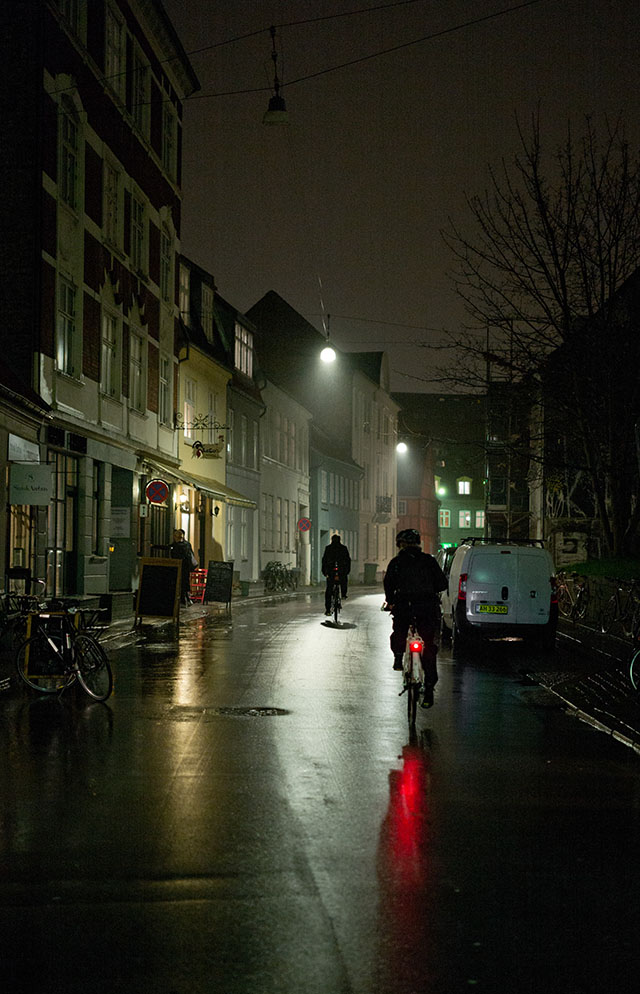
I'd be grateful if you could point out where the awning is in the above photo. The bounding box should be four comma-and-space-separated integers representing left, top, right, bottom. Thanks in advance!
142, 460, 257, 509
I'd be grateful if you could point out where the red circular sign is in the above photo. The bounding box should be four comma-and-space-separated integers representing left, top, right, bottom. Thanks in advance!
297, 517, 311, 532
146, 479, 170, 504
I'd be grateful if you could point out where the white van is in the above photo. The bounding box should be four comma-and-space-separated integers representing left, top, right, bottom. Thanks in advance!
438, 537, 557, 653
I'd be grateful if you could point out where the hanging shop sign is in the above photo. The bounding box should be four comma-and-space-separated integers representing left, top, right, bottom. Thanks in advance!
145, 478, 170, 504
9, 464, 52, 505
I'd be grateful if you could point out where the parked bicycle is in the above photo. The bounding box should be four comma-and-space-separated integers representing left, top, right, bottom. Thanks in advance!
556, 572, 590, 621
399, 624, 425, 728
15, 600, 113, 701
263, 561, 297, 593
629, 643, 640, 693
597, 578, 640, 639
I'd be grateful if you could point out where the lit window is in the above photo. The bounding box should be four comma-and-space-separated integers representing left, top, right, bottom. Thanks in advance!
475, 510, 485, 529
57, 276, 76, 375
459, 510, 471, 528
457, 478, 472, 495
179, 264, 190, 325
100, 310, 119, 396
183, 377, 195, 439
129, 332, 145, 412
234, 324, 253, 377
439, 509, 450, 528
159, 354, 171, 425
160, 231, 172, 302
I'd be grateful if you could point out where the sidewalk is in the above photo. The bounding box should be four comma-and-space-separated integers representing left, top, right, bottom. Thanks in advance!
531, 618, 640, 754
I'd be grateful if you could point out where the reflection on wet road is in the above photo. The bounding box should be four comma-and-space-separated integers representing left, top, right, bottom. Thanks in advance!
1, 592, 639, 993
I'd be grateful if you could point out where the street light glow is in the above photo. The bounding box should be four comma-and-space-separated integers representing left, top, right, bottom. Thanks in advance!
396, 441, 408, 454
320, 346, 336, 363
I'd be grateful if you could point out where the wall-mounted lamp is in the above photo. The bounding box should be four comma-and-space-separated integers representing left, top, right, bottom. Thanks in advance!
177, 497, 190, 513
213, 505, 221, 517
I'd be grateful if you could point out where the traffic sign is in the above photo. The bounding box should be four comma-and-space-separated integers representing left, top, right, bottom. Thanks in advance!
145, 478, 170, 505
297, 517, 311, 532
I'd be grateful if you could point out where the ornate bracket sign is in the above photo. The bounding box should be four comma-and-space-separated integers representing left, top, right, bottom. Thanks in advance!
174, 414, 229, 432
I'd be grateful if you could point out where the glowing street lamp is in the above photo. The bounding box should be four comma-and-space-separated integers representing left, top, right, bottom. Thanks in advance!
396, 441, 408, 454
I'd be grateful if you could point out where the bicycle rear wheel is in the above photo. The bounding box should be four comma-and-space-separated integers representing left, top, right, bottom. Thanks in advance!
332, 586, 341, 624
556, 582, 572, 619
630, 648, 640, 692
406, 679, 419, 726
599, 594, 618, 634
15, 634, 70, 693
74, 634, 113, 701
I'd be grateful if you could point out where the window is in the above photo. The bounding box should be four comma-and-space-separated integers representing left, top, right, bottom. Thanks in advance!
475, 510, 485, 529
459, 510, 471, 528
57, 0, 79, 31
162, 103, 176, 179
100, 309, 119, 396
240, 509, 248, 559
56, 276, 77, 375
240, 414, 248, 467
129, 332, 145, 412
131, 46, 148, 135
59, 97, 78, 209
439, 509, 450, 528
103, 161, 119, 246
201, 284, 214, 341
160, 230, 172, 302
179, 264, 190, 325
92, 462, 104, 554
457, 478, 472, 495
227, 408, 234, 461
234, 324, 253, 377
105, 4, 125, 101
398, 499, 407, 516
130, 194, 145, 272
183, 377, 195, 439
159, 354, 171, 425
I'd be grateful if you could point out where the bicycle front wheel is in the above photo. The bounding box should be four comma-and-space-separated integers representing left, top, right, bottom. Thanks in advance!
74, 635, 113, 701
15, 634, 69, 694
599, 594, 618, 634
630, 648, 640, 692
556, 582, 572, 619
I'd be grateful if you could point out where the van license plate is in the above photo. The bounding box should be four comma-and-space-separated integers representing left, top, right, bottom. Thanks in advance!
476, 604, 508, 614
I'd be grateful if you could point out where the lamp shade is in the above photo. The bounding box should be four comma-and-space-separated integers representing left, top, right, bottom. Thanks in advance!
263, 93, 289, 125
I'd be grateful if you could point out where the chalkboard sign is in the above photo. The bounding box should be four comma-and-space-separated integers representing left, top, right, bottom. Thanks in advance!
135, 558, 181, 623
203, 560, 234, 607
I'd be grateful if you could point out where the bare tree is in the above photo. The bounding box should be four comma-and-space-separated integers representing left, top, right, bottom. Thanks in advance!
440, 115, 640, 556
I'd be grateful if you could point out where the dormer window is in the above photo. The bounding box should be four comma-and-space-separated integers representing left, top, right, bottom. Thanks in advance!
234, 324, 253, 377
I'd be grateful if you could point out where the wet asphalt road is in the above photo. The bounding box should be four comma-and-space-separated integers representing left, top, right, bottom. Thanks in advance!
1, 591, 639, 993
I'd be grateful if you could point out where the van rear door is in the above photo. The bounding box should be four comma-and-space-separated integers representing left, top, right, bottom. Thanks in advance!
465, 547, 517, 626
512, 547, 552, 625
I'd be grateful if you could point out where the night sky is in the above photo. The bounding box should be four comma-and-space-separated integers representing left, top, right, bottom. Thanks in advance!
161, 0, 640, 390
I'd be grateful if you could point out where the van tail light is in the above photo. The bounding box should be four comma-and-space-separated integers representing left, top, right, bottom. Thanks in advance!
550, 576, 558, 604
458, 572, 468, 601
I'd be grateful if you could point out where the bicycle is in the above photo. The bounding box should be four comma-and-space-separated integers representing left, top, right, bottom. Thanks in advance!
14, 601, 113, 701
399, 624, 425, 728
629, 644, 640, 692
597, 578, 640, 638
329, 565, 342, 624
556, 572, 590, 621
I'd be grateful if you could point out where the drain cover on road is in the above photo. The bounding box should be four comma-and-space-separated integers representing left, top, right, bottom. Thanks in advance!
165, 705, 289, 719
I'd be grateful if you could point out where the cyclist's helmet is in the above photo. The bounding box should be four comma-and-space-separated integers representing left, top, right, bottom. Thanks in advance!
396, 528, 421, 547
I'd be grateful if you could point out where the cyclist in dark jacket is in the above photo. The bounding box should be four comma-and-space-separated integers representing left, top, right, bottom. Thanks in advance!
384, 528, 447, 708
322, 534, 351, 615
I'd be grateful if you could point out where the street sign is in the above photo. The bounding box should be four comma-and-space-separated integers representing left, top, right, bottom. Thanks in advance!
145, 478, 170, 504
297, 517, 311, 532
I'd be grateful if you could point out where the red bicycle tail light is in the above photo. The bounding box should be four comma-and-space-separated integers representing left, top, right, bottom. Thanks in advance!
410, 641, 423, 653
458, 572, 468, 600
